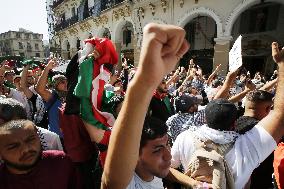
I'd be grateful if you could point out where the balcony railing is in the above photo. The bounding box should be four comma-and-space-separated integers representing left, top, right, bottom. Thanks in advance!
54, 20, 69, 32
54, 15, 78, 32
100, 0, 125, 12
54, 0, 125, 32
52, 0, 65, 9
69, 15, 79, 25
89, 3, 100, 17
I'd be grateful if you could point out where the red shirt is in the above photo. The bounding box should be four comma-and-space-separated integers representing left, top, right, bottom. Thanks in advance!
0, 150, 83, 189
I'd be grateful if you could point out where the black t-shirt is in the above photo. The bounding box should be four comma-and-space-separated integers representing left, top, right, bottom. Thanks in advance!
29, 93, 48, 129
149, 96, 174, 123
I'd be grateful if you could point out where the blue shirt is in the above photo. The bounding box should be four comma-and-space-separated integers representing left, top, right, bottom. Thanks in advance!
45, 91, 63, 137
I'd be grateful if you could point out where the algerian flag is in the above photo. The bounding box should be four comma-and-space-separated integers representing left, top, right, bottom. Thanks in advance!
74, 38, 118, 130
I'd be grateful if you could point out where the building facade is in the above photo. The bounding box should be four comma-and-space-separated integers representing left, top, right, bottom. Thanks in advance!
0, 29, 45, 59
49, 0, 284, 76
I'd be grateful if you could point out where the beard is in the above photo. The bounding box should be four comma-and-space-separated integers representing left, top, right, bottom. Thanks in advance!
157, 87, 167, 94
56, 90, 68, 103
3, 150, 42, 173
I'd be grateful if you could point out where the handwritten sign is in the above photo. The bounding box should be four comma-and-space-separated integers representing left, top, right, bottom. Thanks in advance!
229, 35, 242, 72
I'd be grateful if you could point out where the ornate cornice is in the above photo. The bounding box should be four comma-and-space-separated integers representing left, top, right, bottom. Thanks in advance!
79, 21, 92, 32
57, 31, 68, 39
112, 5, 131, 21
93, 15, 109, 27
68, 27, 79, 36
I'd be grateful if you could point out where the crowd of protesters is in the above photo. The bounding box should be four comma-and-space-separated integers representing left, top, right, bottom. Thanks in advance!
0, 23, 284, 189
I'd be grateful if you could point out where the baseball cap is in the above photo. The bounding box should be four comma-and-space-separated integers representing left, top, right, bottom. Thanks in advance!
4, 70, 15, 77
52, 74, 67, 88
174, 94, 199, 113
205, 99, 237, 131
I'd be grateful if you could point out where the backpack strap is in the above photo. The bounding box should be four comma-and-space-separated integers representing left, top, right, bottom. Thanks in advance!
190, 132, 235, 189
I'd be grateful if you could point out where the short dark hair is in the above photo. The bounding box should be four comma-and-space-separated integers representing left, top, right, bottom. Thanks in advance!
174, 95, 197, 113
205, 99, 237, 131
246, 90, 273, 103
0, 119, 33, 133
0, 97, 27, 123
140, 116, 168, 148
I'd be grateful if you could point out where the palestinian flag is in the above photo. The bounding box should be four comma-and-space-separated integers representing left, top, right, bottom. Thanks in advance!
74, 38, 118, 130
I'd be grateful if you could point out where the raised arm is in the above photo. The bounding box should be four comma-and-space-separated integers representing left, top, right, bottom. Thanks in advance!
259, 42, 284, 142
228, 80, 256, 103
213, 69, 238, 100
0, 61, 12, 79
20, 64, 34, 99
205, 64, 221, 85
101, 23, 189, 189
166, 69, 179, 88
35, 60, 57, 102
177, 74, 193, 93
259, 77, 277, 92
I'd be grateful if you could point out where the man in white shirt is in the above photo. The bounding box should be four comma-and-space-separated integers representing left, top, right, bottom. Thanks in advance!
101, 23, 205, 189
171, 42, 284, 188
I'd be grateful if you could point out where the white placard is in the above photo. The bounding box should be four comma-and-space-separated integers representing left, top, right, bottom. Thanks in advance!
229, 35, 242, 72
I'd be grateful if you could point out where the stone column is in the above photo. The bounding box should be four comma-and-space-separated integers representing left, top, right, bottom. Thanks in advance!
213, 36, 232, 76
69, 39, 78, 58
61, 51, 69, 60
114, 42, 122, 71
132, 34, 141, 67
70, 48, 78, 58
133, 34, 143, 67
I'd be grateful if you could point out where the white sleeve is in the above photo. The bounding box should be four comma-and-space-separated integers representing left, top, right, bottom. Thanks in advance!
52, 134, 63, 151
126, 176, 136, 189
8, 88, 26, 105
171, 133, 182, 168
226, 125, 277, 188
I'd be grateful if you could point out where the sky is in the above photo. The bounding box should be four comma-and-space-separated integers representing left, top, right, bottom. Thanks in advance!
0, 0, 49, 41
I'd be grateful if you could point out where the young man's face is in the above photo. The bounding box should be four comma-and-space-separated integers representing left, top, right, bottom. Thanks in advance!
114, 81, 123, 93
157, 81, 168, 94
136, 135, 171, 180
0, 122, 41, 174
56, 79, 68, 92
191, 87, 198, 95
5, 73, 15, 83
27, 76, 35, 87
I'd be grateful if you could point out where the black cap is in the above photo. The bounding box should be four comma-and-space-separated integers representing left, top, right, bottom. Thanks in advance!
174, 95, 199, 113
205, 99, 237, 131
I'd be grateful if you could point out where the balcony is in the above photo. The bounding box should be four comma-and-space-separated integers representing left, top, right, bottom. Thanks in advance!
101, 0, 125, 11
27, 46, 33, 52
89, 3, 101, 17
54, 15, 78, 32
69, 15, 79, 25
53, 0, 126, 32
54, 20, 69, 32
52, 0, 65, 9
